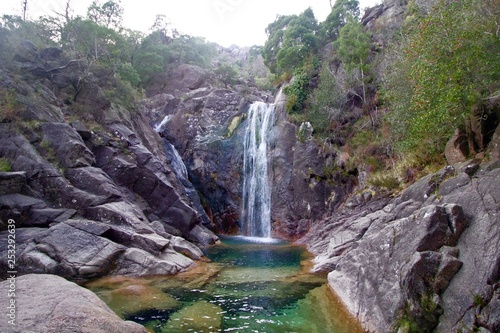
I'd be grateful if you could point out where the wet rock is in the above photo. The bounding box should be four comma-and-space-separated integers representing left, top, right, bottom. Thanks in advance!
188, 224, 219, 246
0, 274, 148, 333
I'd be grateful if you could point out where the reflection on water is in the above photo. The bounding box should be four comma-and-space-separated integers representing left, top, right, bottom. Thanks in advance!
86, 236, 364, 333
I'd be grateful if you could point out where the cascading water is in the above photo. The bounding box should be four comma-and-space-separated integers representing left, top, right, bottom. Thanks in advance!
241, 102, 275, 238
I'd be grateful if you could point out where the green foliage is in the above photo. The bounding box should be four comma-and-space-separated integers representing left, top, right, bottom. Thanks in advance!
262, 8, 319, 76
334, 18, 371, 104
163, 35, 217, 68
87, 0, 124, 31
0, 158, 12, 172
133, 49, 165, 84
320, 0, 360, 42
334, 19, 370, 72
306, 64, 345, 136
214, 63, 238, 88
116, 62, 141, 87
62, 17, 125, 62
472, 293, 486, 308
283, 69, 310, 113
0, 89, 21, 122
133, 31, 216, 86
383, 0, 500, 154
368, 172, 400, 190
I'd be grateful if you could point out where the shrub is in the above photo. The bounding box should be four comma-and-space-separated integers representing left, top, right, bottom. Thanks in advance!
283, 69, 310, 113
306, 64, 345, 137
0, 158, 11, 172
383, 0, 500, 154
0, 89, 21, 123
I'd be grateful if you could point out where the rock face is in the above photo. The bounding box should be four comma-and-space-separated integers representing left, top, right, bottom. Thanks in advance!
151, 83, 356, 237
0, 274, 147, 333
0, 45, 217, 282
445, 129, 469, 164
300, 160, 500, 332
268, 94, 357, 238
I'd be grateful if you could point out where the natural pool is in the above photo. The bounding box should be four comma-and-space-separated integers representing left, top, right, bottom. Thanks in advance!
87, 236, 364, 333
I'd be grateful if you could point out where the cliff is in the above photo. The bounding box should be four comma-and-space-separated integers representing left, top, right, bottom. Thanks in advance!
300, 159, 500, 332
0, 44, 218, 282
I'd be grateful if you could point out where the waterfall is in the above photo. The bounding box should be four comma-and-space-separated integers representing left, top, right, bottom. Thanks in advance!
154, 115, 172, 132
154, 114, 188, 180
241, 102, 275, 238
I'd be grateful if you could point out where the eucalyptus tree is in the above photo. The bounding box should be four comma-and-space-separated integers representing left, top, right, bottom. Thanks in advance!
262, 8, 319, 76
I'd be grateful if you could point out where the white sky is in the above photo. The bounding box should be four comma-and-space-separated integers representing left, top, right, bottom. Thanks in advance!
0, 0, 381, 47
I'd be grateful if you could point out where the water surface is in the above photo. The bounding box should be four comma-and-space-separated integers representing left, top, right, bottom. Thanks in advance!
87, 236, 364, 333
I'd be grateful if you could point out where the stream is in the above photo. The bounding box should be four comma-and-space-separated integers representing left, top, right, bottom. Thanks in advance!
87, 236, 364, 333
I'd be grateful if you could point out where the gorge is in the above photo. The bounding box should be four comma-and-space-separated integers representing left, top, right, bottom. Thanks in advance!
0, 0, 499, 332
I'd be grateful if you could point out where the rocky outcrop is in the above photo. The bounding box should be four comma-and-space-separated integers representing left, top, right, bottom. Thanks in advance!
0, 274, 147, 333
0, 45, 218, 282
149, 83, 356, 237
300, 160, 500, 332
142, 64, 273, 233
445, 129, 469, 164
268, 93, 357, 239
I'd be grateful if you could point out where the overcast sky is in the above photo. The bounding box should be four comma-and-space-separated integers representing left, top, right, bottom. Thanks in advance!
0, 0, 381, 47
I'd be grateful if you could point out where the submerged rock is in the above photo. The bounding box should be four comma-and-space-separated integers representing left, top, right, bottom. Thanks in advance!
0, 274, 147, 333
87, 277, 179, 317
164, 300, 223, 332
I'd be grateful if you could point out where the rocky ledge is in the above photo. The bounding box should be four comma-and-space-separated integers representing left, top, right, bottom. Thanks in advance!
300, 159, 500, 333
0, 274, 147, 333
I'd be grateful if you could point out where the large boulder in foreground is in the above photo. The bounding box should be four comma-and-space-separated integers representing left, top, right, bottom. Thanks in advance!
0, 274, 147, 333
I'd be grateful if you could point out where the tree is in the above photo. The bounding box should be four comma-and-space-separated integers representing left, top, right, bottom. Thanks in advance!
262, 14, 296, 74
307, 64, 345, 136
320, 0, 360, 43
383, 0, 500, 153
214, 63, 237, 88
150, 14, 179, 41
262, 8, 319, 75
334, 18, 371, 105
87, 0, 124, 31
21, 0, 28, 21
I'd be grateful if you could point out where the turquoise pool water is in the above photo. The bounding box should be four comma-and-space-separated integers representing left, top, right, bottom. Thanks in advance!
87, 236, 364, 333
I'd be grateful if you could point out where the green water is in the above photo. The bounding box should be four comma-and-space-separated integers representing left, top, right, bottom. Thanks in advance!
87, 236, 364, 333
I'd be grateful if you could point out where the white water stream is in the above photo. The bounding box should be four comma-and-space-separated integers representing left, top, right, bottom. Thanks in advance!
241, 102, 275, 238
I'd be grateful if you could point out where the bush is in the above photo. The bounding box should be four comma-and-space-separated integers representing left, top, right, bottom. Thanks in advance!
306, 64, 345, 137
0, 158, 11, 172
283, 69, 310, 113
383, 0, 500, 154
0, 89, 21, 123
